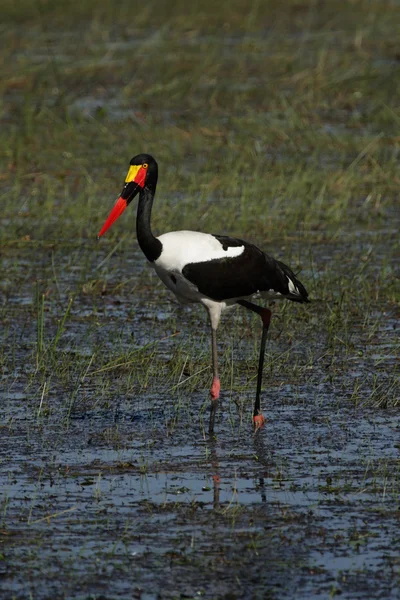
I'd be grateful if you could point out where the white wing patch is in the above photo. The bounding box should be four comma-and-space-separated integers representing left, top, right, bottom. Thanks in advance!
155, 231, 244, 273
288, 279, 299, 294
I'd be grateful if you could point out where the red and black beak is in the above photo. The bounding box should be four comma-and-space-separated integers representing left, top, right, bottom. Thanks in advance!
97, 163, 148, 238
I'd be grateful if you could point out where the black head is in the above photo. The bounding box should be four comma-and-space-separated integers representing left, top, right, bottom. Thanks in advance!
119, 153, 158, 202
97, 153, 158, 238
127, 153, 158, 191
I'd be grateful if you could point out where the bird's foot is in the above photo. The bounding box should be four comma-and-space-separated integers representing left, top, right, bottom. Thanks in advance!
253, 414, 266, 430
210, 377, 220, 401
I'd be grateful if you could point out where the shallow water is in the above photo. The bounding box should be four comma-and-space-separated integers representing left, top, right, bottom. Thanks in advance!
1, 336, 399, 599
1, 268, 399, 599
2, 5, 400, 597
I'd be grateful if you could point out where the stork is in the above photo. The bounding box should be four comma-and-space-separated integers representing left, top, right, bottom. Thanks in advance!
98, 154, 309, 432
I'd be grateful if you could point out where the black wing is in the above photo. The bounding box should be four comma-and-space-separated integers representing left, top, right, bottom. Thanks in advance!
182, 235, 309, 302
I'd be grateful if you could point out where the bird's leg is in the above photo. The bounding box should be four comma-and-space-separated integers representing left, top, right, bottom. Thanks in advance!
209, 327, 220, 434
254, 323, 270, 428
204, 302, 222, 434
237, 300, 272, 429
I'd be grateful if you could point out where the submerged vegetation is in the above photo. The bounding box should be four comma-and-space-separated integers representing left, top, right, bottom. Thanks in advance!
1, 0, 399, 598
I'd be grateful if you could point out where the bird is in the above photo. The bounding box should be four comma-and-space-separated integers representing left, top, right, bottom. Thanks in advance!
98, 153, 309, 433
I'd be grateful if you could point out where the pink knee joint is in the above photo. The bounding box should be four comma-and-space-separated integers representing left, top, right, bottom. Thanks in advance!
210, 377, 220, 400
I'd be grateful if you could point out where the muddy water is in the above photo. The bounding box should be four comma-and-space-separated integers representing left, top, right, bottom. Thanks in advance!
1, 390, 399, 599
1, 240, 399, 599
1, 13, 400, 596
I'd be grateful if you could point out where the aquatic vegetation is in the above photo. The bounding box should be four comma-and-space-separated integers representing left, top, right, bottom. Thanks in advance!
1, 0, 399, 598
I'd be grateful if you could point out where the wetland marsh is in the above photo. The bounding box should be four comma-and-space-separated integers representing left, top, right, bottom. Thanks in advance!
1, 1, 399, 598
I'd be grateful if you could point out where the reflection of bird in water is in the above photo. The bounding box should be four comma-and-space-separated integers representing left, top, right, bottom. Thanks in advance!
98, 154, 309, 432
207, 439, 221, 510
206, 435, 270, 509
253, 433, 271, 504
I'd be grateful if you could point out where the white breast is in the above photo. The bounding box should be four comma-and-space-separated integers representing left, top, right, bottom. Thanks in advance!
154, 230, 244, 273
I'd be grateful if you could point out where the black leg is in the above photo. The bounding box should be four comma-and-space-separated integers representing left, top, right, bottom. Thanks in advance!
254, 324, 269, 417
237, 300, 271, 427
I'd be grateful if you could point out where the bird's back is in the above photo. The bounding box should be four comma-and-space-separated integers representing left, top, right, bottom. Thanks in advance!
154, 230, 309, 304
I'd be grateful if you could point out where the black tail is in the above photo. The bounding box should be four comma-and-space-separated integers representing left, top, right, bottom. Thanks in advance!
276, 260, 310, 303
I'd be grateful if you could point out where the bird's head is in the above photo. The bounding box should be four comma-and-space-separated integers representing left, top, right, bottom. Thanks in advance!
97, 153, 158, 238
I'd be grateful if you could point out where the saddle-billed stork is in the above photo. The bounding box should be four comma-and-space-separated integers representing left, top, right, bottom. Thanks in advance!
98, 153, 309, 432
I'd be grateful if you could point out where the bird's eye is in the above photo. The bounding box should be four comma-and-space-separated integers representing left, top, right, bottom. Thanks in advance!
143, 163, 148, 169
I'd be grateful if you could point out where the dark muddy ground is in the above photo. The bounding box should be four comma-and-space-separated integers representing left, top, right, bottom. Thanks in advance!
2, 388, 399, 600
1, 1, 400, 598
1, 242, 399, 599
